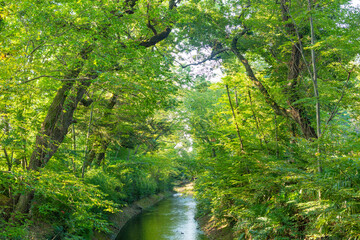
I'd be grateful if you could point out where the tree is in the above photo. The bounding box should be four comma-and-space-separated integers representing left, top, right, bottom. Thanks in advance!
1, 0, 180, 215
178, 0, 359, 139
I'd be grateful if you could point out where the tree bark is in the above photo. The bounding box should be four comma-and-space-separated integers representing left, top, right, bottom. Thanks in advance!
13, 191, 34, 218
94, 141, 109, 166
29, 79, 92, 170
29, 43, 94, 171
281, 0, 317, 139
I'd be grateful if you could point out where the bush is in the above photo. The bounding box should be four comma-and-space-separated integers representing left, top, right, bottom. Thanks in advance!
31, 170, 118, 237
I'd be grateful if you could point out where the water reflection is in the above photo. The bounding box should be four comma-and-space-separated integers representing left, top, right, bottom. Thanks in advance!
116, 193, 208, 240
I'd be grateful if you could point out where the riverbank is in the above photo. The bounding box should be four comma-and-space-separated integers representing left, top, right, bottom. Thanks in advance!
175, 182, 234, 240
173, 181, 195, 195
26, 192, 171, 240
93, 192, 172, 240
98, 182, 196, 239
27, 181, 233, 240
197, 215, 234, 240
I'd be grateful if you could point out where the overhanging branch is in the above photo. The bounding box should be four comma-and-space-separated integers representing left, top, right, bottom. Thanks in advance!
181, 48, 229, 68
231, 32, 289, 117
22, 75, 92, 84
139, 28, 172, 48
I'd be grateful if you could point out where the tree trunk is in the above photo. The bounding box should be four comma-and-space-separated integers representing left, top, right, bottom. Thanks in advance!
248, 90, 267, 148
274, 114, 279, 158
12, 191, 34, 220
29, 79, 91, 170
231, 30, 317, 139
29, 44, 94, 171
71, 124, 76, 172
82, 94, 117, 174
226, 84, 244, 151
82, 96, 95, 178
281, 0, 318, 139
3, 147, 12, 171
18, 45, 93, 213
16, 79, 92, 214
95, 141, 109, 166
308, 0, 322, 173
82, 146, 96, 177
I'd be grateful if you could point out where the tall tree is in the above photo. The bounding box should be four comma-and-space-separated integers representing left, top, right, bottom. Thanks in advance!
5, 0, 180, 214
177, 0, 359, 139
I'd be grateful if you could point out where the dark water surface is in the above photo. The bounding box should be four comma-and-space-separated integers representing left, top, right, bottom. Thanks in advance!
116, 193, 208, 240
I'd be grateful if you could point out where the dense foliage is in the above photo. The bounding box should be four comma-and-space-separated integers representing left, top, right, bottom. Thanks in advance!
181, 0, 360, 239
0, 0, 192, 239
0, 0, 359, 239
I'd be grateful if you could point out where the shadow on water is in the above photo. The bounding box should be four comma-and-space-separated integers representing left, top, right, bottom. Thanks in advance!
116, 193, 208, 240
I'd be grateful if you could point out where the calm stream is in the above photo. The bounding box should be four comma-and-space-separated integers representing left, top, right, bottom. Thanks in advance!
116, 193, 208, 240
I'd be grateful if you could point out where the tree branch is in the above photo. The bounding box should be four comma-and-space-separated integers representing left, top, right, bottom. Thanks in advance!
22, 75, 92, 84
326, 66, 355, 125
146, 3, 158, 35
139, 28, 172, 48
181, 48, 229, 68
231, 31, 289, 117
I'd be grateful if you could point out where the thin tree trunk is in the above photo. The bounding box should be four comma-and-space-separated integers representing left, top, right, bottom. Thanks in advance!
84, 148, 96, 170
234, 88, 239, 108
3, 147, 12, 171
274, 114, 279, 158
72, 123, 76, 172
133, 144, 140, 156
2, 114, 12, 171
22, 142, 27, 169
211, 148, 216, 158
308, 0, 322, 173
82, 93, 117, 173
22, 156, 27, 170
127, 148, 132, 161
195, 123, 217, 158
308, 1, 320, 139
248, 90, 268, 149
324, 67, 355, 131
226, 84, 244, 152
82, 100, 95, 178
114, 146, 120, 160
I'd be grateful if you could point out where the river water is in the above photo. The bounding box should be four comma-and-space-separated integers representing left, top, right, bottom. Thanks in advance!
116, 193, 208, 240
